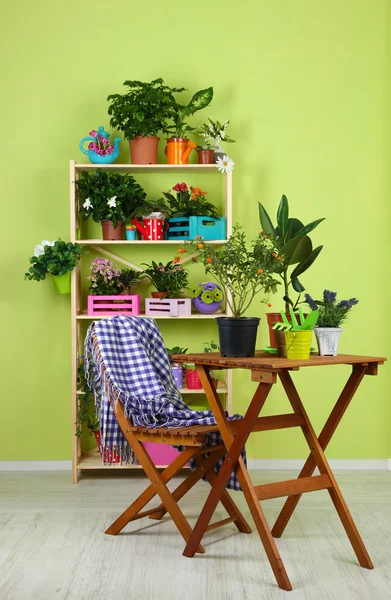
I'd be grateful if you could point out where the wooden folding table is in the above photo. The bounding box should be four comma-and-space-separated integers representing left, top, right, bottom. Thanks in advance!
171, 351, 386, 591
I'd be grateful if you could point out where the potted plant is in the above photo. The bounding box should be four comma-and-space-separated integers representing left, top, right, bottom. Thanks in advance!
142, 260, 189, 298
125, 222, 137, 240
272, 308, 319, 360
258, 194, 325, 347
305, 290, 359, 356
185, 226, 280, 357
87, 258, 121, 295
87, 258, 141, 316
79, 126, 121, 164
165, 87, 213, 164
166, 346, 188, 389
189, 281, 224, 314
163, 183, 219, 218
197, 117, 235, 162
76, 171, 146, 240
203, 340, 220, 387
118, 268, 142, 294
131, 197, 172, 240
25, 239, 83, 294
107, 78, 183, 164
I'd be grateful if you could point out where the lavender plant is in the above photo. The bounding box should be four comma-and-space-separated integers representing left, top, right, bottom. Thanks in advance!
305, 290, 359, 328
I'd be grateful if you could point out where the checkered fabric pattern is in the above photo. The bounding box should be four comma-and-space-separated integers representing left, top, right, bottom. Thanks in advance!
84, 315, 245, 490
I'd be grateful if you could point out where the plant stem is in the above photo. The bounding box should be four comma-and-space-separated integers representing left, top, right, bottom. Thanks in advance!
283, 270, 290, 313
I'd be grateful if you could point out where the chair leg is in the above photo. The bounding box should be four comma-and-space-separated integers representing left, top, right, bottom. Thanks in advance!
105, 445, 197, 535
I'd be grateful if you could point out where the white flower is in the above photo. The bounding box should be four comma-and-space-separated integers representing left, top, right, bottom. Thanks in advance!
34, 240, 55, 257
83, 198, 92, 210
107, 196, 117, 208
216, 155, 235, 174
220, 131, 225, 139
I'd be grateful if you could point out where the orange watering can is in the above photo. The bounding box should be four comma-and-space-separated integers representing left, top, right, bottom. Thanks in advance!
165, 138, 196, 164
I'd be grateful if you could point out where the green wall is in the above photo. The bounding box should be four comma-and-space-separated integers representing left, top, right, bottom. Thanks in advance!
1, 0, 390, 461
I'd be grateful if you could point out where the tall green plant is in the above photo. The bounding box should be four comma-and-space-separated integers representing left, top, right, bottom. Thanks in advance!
167, 87, 214, 138
258, 195, 325, 313
107, 78, 183, 139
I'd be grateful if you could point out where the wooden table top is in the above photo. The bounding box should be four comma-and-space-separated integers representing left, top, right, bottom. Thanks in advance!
172, 351, 387, 371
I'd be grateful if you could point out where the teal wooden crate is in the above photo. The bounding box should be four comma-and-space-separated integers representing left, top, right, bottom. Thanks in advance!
166, 216, 226, 240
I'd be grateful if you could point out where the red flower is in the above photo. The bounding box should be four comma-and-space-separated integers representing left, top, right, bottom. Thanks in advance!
173, 182, 188, 193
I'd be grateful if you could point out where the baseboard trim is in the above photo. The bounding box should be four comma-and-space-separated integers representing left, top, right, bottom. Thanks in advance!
0, 461, 72, 471
246, 459, 391, 471
0, 459, 390, 472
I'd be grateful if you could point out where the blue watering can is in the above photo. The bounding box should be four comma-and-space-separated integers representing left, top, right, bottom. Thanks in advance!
79, 126, 121, 164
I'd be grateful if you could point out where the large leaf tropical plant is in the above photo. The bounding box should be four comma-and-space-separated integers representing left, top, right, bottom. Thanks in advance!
258, 195, 325, 313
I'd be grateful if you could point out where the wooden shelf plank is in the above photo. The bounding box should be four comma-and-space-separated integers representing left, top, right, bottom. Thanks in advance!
77, 448, 185, 470
78, 239, 226, 245
76, 312, 228, 320
74, 163, 219, 172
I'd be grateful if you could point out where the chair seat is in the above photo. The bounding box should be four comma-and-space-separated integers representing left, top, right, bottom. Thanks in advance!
126, 424, 220, 447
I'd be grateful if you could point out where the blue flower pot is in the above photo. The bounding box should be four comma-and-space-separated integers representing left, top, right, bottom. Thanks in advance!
125, 229, 137, 240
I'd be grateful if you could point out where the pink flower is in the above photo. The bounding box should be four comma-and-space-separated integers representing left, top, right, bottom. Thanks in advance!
99, 136, 107, 143
89, 130, 98, 138
98, 149, 105, 156
88, 142, 96, 150
106, 146, 114, 154
103, 138, 109, 146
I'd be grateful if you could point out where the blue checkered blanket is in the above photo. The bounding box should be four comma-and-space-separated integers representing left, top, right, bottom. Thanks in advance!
84, 315, 245, 490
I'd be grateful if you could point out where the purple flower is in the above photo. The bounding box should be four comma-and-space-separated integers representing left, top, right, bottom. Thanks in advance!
337, 300, 350, 309
323, 290, 337, 303
304, 293, 318, 310
348, 297, 359, 306
89, 130, 98, 138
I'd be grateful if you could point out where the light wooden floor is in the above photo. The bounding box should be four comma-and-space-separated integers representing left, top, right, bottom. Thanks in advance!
1, 470, 390, 600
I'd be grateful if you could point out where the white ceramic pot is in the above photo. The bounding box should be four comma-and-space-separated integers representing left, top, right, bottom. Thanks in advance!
315, 327, 342, 356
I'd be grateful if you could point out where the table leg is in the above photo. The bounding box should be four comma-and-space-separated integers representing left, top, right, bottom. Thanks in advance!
277, 370, 373, 570
272, 365, 367, 538
183, 366, 293, 592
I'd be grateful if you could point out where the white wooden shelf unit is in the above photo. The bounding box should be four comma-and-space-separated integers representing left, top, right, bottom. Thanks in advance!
70, 160, 233, 482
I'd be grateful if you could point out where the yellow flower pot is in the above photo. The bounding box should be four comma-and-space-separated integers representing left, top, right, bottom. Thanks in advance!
284, 330, 312, 360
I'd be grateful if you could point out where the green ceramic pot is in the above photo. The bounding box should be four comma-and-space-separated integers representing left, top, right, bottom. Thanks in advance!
52, 272, 71, 294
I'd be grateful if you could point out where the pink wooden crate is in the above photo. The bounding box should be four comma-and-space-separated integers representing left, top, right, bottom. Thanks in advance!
87, 294, 141, 316
142, 442, 181, 465
145, 298, 191, 317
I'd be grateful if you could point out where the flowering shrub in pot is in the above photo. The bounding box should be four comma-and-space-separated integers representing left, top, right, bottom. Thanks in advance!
25, 239, 84, 294
87, 259, 141, 316
76, 171, 146, 240
142, 260, 189, 298
305, 290, 359, 356
197, 117, 235, 162
185, 226, 280, 357
79, 126, 121, 164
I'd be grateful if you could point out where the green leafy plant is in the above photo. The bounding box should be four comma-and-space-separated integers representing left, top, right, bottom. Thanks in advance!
166, 346, 188, 364
167, 87, 214, 138
203, 340, 220, 353
305, 290, 359, 327
137, 197, 173, 218
76, 364, 99, 437
142, 260, 189, 298
184, 226, 280, 319
76, 171, 146, 227
118, 268, 142, 294
258, 195, 325, 313
25, 240, 84, 281
163, 182, 219, 218
197, 117, 235, 149
107, 78, 184, 139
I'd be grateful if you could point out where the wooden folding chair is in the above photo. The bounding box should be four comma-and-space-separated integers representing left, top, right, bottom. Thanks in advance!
90, 331, 251, 552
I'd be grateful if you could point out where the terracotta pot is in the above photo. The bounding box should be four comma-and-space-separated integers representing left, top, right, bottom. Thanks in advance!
266, 312, 308, 348
101, 220, 123, 241
165, 137, 196, 164
197, 149, 214, 164
129, 135, 159, 164
151, 291, 168, 299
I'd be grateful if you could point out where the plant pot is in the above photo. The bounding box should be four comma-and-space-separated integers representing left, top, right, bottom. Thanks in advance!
213, 144, 226, 162
151, 291, 168, 299
192, 296, 222, 314
315, 327, 342, 356
101, 220, 124, 241
52, 272, 71, 295
184, 366, 202, 389
274, 329, 287, 357
285, 330, 312, 360
165, 137, 196, 164
171, 365, 183, 389
216, 317, 260, 358
266, 312, 308, 348
197, 149, 214, 164
129, 135, 159, 164
125, 228, 137, 240
94, 431, 120, 464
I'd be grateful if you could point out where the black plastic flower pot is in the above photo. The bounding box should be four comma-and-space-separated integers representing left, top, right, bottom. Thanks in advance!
216, 317, 260, 358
